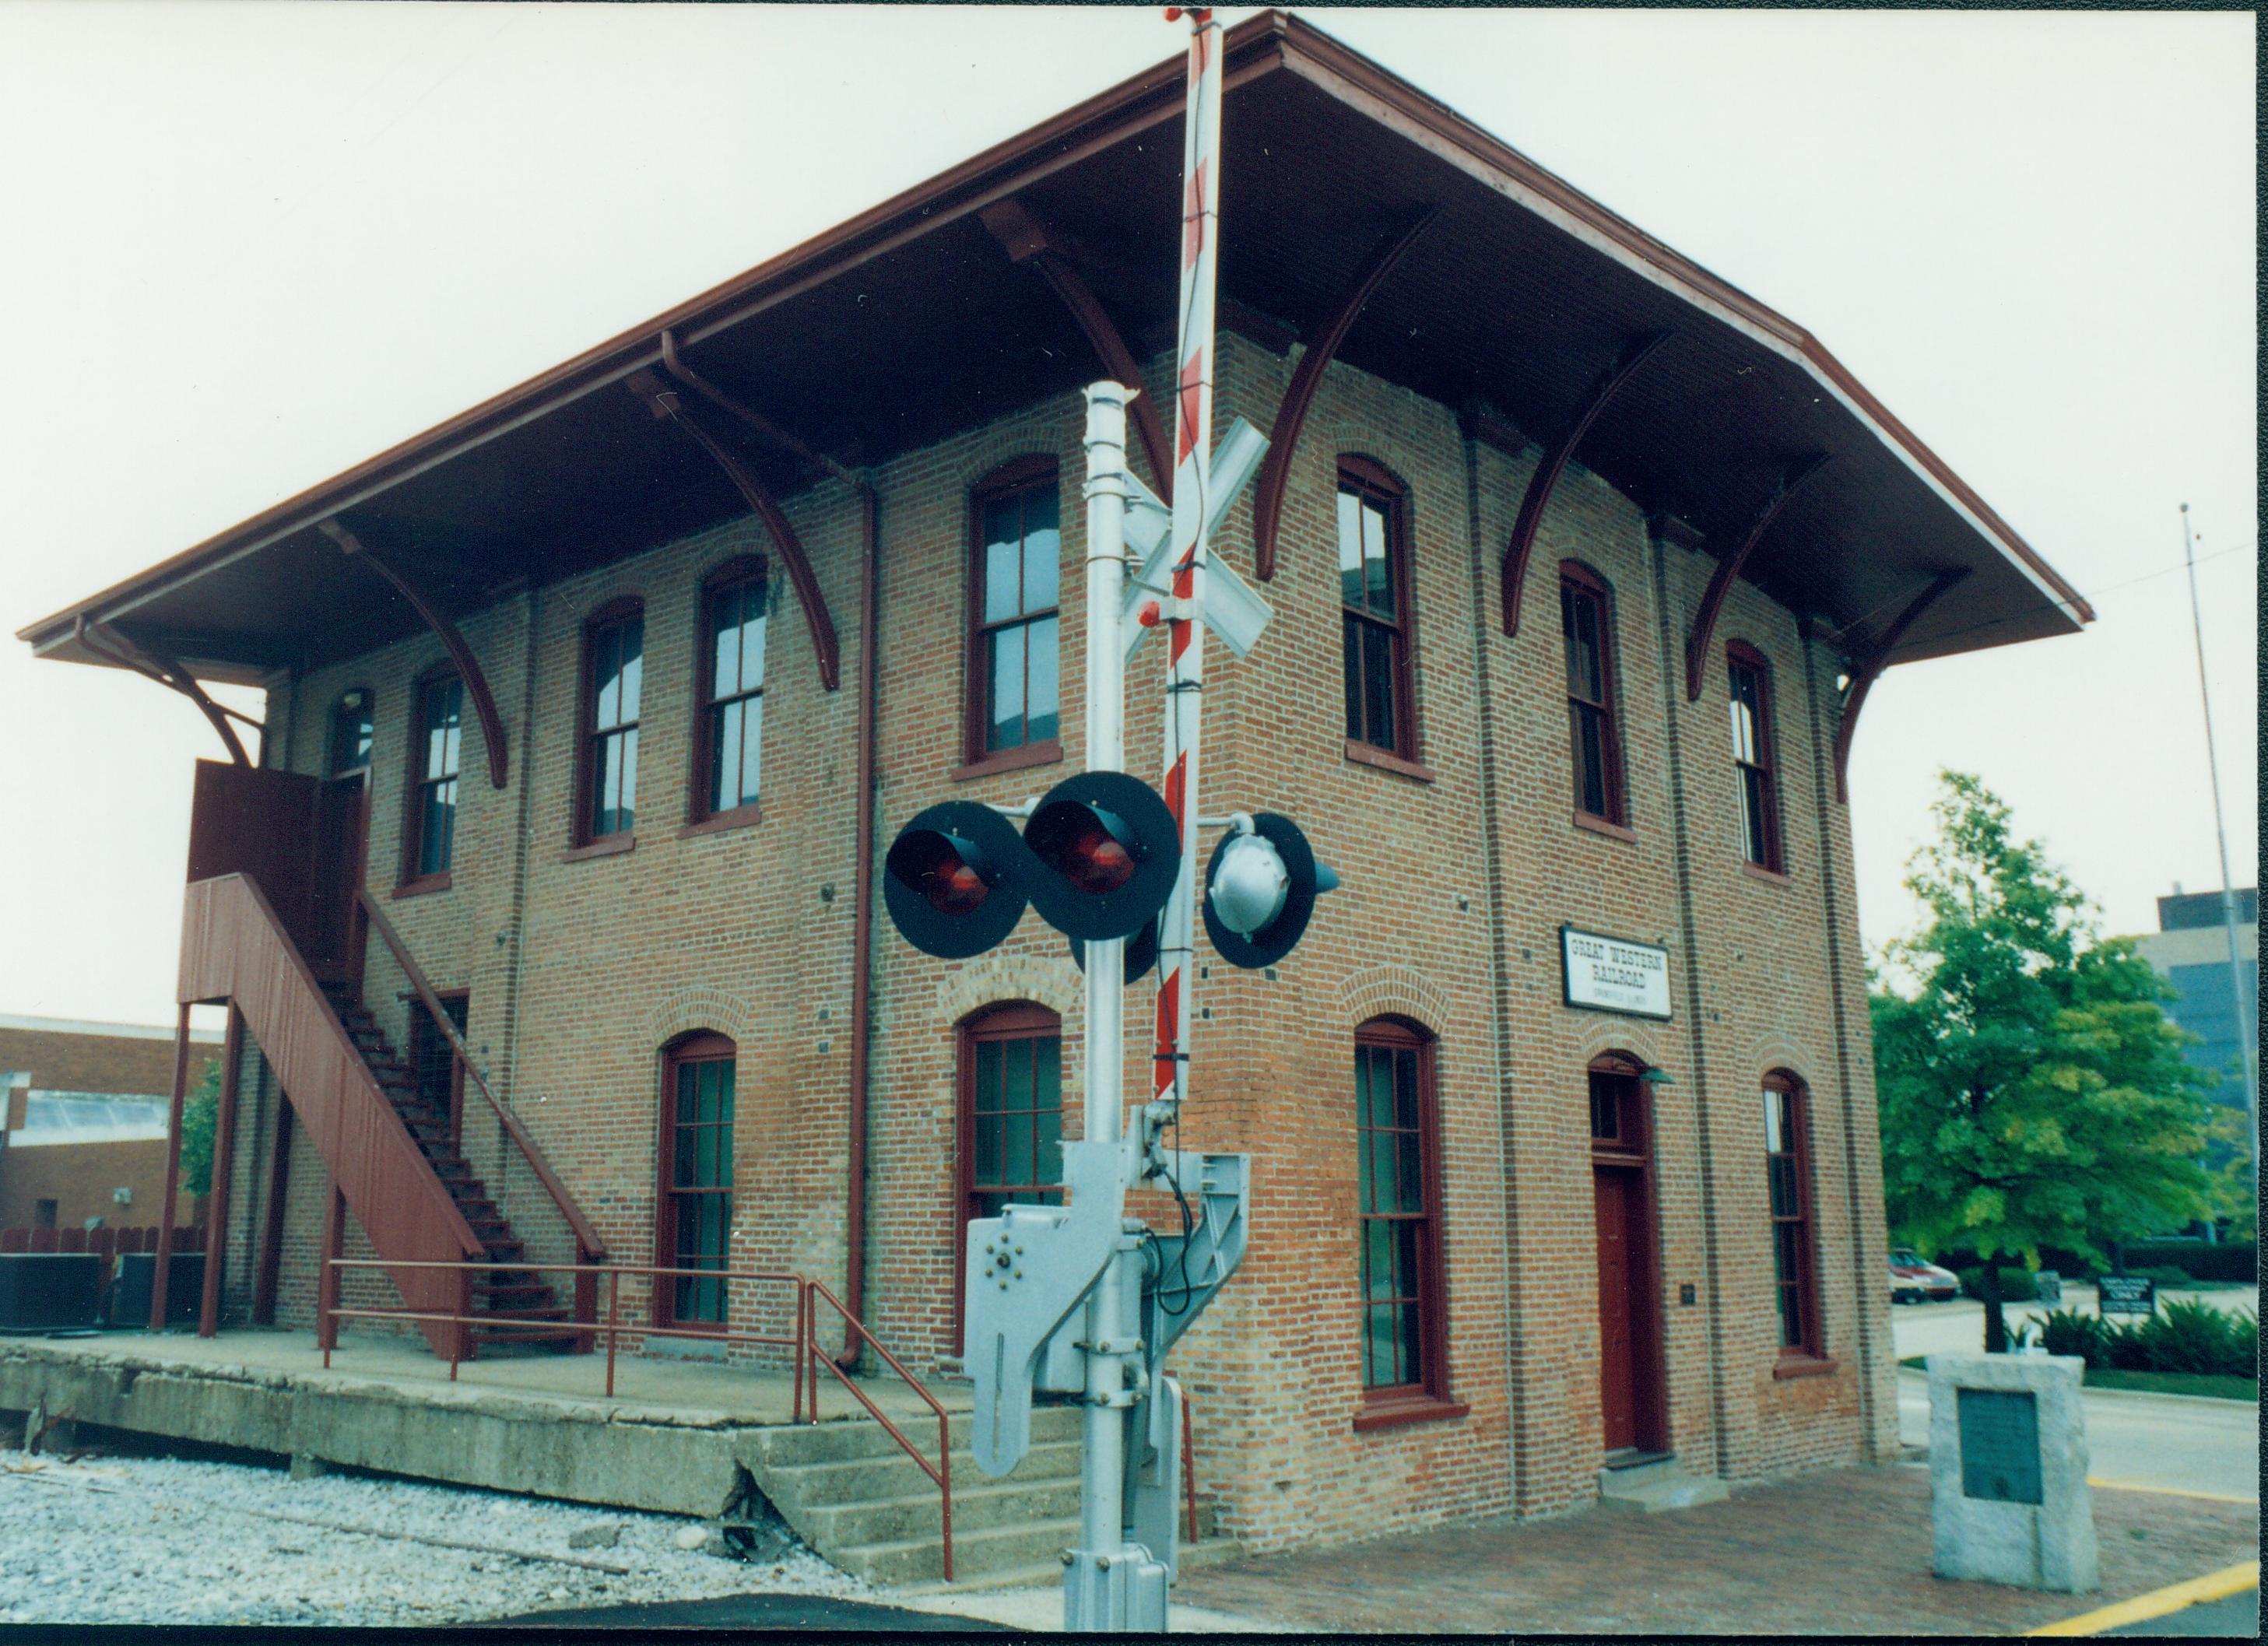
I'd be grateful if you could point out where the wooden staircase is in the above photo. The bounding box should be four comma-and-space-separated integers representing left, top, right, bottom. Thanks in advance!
321, 984, 576, 1351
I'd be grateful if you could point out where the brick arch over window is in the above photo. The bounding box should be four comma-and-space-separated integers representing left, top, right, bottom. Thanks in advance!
932, 953, 1082, 1030
647, 986, 760, 1054
1569, 1020, 1674, 1078
1334, 964, 1453, 1038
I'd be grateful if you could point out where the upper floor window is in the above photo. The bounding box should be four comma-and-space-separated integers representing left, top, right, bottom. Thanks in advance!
1339, 459, 1416, 756
328, 689, 374, 779
1561, 563, 1627, 826
1353, 1016, 1451, 1410
1727, 644, 1784, 872
405, 673, 462, 882
967, 461, 1061, 762
1764, 1071, 1823, 1360
580, 603, 643, 841
696, 561, 769, 823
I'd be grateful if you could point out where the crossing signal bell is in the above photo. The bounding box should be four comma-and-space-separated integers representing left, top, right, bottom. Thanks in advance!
1202, 812, 1339, 969
884, 773, 1182, 960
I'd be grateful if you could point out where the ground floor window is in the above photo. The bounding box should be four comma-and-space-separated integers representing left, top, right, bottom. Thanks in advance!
1354, 1016, 1449, 1406
1764, 1070, 1823, 1359
658, 1034, 735, 1328
959, 1003, 1063, 1223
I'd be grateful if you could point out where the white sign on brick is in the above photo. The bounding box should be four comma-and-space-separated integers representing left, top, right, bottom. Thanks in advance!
1560, 927, 1672, 1020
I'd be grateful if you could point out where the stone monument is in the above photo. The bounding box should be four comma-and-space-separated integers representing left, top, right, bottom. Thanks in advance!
1926, 1353, 2098, 1592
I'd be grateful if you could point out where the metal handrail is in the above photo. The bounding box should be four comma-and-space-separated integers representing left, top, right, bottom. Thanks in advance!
319, 1257, 802, 1409
353, 890, 609, 1264
803, 1278, 954, 1582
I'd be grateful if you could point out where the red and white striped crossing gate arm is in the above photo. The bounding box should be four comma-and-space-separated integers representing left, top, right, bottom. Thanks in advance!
1152, 5, 1223, 1123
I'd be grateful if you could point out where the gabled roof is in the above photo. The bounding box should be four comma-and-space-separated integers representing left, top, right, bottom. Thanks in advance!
18, 9, 2087, 684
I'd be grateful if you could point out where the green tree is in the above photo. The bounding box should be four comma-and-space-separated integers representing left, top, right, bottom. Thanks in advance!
1871, 772, 2214, 1352
177, 1060, 221, 1199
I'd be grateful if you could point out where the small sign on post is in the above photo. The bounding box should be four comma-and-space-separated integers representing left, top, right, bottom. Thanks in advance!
2097, 1276, 2156, 1318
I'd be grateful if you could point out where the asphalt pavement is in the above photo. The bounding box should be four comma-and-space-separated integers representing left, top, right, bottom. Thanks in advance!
1891, 1286, 2259, 1502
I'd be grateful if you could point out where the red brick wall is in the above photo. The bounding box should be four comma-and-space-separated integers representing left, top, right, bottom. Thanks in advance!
219, 331, 1898, 1551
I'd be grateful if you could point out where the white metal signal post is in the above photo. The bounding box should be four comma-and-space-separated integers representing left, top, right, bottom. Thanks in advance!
958, 10, 1255, 1634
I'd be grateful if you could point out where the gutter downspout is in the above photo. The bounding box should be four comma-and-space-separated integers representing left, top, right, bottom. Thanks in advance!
841, 479, 880, 1370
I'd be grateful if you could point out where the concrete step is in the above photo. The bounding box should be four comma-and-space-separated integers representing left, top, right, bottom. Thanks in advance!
836, 1514, 1083, 1587
766, 1402, 1080, 1465
764, 1435, 1083, 1510
1596, 1457, 1729, 1514
800, 1472, 1083, 1546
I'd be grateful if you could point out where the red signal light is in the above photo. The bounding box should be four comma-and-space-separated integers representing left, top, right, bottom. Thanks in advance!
1027, 804, 1138, 897
891, 830, 991, 914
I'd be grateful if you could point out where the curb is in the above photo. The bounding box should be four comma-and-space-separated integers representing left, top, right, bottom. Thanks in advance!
2025, 1560, 2258, 1637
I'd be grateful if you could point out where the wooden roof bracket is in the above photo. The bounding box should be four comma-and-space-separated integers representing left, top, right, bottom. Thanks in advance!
1499, 329, 1673, 636
628, 367, 842, 692
317, 518, 511, 789
979, 198, 1173, 499
1251, 203, 1441, 581
1682, 452, 1830, 701
73, 615, 255, 767
1829, 567, 1969, 801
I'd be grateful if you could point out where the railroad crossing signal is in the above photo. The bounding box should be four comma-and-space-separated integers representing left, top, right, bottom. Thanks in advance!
883, 772, 1183, 960
1202, 812, 1339, 969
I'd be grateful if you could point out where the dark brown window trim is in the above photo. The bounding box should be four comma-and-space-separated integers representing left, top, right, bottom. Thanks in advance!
1572, 811, 1638, 844
1560, 560, 1630, 826
560, 833, 636, 863
689, 556, 771, 829
1353, 1016, 1454, 1409
1764, 1069, 1826, 1363
952, 739, 1062, 783
1771, 1353, 1839, 1381
1740, 862, 1796, 887
964, 456, 1063, 767
1337, 454, 1422, 763
1726, 640, 1787, 874
1343, 739, 1436, 784
573, 596, 645, 850
1352, 1393, 1470, 1433
399, 666, 465, 888
954, 1000, 1065, 1356
391, 872, 453, 900
656, 1030, 737, 1335
677, 803, 763, 840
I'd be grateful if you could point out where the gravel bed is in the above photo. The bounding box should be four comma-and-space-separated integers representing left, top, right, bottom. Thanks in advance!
0, 1446, 880, 1627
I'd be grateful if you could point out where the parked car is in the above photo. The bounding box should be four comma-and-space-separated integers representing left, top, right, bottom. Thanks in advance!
1888, 1249, 1961, 1304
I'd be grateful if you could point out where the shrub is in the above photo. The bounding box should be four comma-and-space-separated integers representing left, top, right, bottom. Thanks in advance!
1957, 1266, 2037, 1303
2133, 1300, 2252, 1376
2136, 1265, 2194, 1290
2038, 1308, 2114, 1367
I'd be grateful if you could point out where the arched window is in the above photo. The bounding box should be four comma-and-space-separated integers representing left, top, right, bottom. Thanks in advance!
958, 1003, 1064, 1223
692, 557, 770, 827
328, 688, 374, 780
576, 598, 644, 844
658, 1032, 736, 1328
1763, 1070, 1823, 1361
1727, 641, 1785, 872
965, 458, 1062, 770
1561, 561, 1628, 827
1353, 1016, 1454, 1419
399, 666, 462, 890
1338, 456, 1418, 758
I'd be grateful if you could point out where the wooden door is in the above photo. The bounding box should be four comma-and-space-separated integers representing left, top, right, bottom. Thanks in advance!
314, 775, 370, 991
1594, 1165, 1640, 1451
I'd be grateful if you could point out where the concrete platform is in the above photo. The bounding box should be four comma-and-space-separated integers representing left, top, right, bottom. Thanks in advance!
0, 1327, 967, 1521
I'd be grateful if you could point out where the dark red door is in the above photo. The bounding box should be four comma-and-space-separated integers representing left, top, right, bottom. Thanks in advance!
314, 775, 370, 991
1595, 1165, 1639, 1451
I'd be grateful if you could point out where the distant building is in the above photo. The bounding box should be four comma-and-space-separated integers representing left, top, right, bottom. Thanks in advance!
0, 1014, 222, 1230
2129, 888, 2259, 1107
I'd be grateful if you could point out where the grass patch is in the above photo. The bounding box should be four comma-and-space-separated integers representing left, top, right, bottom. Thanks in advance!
2081, 1367, 2257, 1401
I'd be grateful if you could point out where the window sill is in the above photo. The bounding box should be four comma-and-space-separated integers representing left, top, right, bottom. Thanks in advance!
1740, 862, 1795, 887
1572, 811, 1638, 844
391, 872, 453, 900
560, 833, 636, 863
1771, 1353, 1838, 1381
679, 805, 763, 840
952, 740, 1062, 783
1352, 1393, 1469, 1434
1343, 740, 1436, 784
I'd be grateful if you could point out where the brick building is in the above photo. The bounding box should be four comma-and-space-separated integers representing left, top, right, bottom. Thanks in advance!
16, 15, 2087, 1548
0, 1015, 221, 1230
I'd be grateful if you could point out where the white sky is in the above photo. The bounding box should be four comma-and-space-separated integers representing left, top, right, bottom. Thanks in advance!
0, 4, 2254, 1027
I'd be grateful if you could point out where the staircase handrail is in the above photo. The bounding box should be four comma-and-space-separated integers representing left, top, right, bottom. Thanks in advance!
355, 888, 609, 1263
802, 1278, 954, 1582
